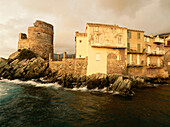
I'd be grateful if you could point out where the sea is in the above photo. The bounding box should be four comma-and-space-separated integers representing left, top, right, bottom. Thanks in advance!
0, 79, 170, 127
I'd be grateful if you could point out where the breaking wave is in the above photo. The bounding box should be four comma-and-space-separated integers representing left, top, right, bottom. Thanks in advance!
0, 79, 118, 94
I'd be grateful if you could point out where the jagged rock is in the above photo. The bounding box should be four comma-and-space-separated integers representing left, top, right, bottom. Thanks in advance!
110, 76, 123, 91
98, 77, 109, 89
0, 57, 8, 68
108, 74, 120, 84
10, 59, 19, 66
8, 51, 20, 60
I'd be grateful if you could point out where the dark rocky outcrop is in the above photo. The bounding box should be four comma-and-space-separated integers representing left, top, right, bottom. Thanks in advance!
0, 50, 168, 97
0, 49, 48, 81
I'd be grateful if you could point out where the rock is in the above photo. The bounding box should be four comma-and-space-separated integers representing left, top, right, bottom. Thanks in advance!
98, 77, 109, 89
0, 57, 8, 68
108, 74, 120, 84
8, 51, 20, 60
10, 59, 19, 66
110, 76, 123, 91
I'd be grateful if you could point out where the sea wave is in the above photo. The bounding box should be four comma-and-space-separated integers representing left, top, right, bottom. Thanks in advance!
0, 78, 116, 94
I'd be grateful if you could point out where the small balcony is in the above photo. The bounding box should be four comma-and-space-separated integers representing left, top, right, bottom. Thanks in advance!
127, 49, 144, 54
127, 64, 144, 67
147, 64, 164, 69
147, 50, 165, 56
154, 36, 164, 44
127, 61, 145, 67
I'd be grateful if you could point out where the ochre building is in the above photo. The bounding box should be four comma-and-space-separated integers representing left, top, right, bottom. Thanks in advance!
75, 23, 169, 78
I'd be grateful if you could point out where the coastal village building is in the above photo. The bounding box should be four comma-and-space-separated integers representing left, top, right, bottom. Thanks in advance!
75, 23, 127, 76
16, 20, 169, 78
74, 23, 169, 78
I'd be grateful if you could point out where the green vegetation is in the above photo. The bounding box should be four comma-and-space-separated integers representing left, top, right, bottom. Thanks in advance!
17, 49, 37, 61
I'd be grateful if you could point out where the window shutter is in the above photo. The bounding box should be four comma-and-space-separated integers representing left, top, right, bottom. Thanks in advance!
127, 42, 130, 51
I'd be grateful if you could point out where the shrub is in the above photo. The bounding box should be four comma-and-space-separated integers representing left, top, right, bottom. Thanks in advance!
17, 49, 37, 61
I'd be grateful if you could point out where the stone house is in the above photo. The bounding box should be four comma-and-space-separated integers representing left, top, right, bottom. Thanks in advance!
75, 23, 127, 76
75, 23, 169, 78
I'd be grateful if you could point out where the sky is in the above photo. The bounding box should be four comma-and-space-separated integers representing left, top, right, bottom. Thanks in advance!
0, 0, 170, 58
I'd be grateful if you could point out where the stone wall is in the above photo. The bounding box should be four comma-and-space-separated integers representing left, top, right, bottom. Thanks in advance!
127, 66, 168, 78
128, 67, 145, 77
146, 68, 168, 78
49, 58, 88, 76
18, 20, 54, 60
107, 49, 127, 75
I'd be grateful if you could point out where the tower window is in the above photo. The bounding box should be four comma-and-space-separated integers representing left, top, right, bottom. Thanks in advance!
37, 33, 40, 36
80, 40, 82, 43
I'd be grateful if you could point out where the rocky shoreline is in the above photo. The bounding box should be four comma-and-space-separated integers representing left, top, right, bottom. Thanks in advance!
0, 50, 169, 96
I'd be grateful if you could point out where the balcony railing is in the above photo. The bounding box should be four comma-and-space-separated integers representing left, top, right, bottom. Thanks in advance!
147, 50, 165, 56
154, 36, 164, 44
127, 61, 145, 67
147, 64, 164, 69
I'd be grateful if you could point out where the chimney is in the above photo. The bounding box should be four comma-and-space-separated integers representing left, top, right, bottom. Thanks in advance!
63, 52, 67, 59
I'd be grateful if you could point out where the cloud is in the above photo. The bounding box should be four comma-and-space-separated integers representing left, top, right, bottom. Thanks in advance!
96, 0, 153, 17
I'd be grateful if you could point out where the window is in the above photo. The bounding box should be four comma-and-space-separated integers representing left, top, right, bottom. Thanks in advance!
80, 40, 82, 43
128, 31, 131, 39
37, 33, 40, 36
79, 55, 81, 58
96, 54, 100, 61
96, 27, 99, 32
144, 37, 147, 42
137, 44, 141, 52
147, 57, 150, 66
127, 54, 130, 64
148, 46, 151, 53
158, 58, 160, 67
117, 54, 121, 60
156, 47, 159, 54
130, 54, 133, 65
127, 42, 130, 51
137, 33, 140, 39
118, 37, 121, 45
137, 55, 140, 65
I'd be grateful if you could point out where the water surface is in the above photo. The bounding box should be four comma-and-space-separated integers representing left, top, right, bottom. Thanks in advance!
0, 79, 170, 127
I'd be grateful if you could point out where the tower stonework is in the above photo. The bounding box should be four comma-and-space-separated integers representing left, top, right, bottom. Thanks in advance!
18, 20, 54, 60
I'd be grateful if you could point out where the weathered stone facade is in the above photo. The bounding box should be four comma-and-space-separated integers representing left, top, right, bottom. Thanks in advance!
107, 49, 127, 75
18, 20, 54, 60
49, 58, 88, 76
75, 23, 169, 78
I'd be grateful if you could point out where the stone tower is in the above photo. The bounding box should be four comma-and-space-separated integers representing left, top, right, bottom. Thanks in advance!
18, 20, 54, 60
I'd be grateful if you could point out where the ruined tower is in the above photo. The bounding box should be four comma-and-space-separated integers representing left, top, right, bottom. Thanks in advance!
18, 20, 54, 60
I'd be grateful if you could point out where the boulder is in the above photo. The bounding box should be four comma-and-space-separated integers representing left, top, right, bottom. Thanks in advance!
110, 76, 123, 91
